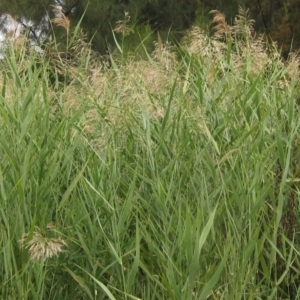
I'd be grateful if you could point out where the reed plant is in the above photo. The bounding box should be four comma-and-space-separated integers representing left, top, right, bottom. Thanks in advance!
0, 7, 300, 299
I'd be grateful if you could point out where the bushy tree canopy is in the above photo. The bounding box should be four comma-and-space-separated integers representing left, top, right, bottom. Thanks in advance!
0, 0, 199, 53
1, 0, 299, 56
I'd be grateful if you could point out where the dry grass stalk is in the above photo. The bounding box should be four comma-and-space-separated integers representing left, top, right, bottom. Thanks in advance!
157, 32, 163, 55
114, 11, 134, 36
209, 10, 231, 40
233, 6, 255, 39
51, 6, 70, 38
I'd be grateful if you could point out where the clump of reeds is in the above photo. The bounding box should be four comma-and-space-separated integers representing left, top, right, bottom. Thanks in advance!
183, 6, 282, 79
1, 6, 300, 299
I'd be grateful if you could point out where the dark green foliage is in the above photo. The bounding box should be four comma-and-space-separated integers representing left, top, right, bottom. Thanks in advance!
0, 0, 55, 40
1, 0, 299, 56
0, 0, 201, 54
243, 0, 300, 56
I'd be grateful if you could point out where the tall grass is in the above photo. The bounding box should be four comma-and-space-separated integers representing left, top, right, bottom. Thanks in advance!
1, 7, 300, 299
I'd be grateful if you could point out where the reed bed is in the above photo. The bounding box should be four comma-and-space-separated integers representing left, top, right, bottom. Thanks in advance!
0, 8, 300, 299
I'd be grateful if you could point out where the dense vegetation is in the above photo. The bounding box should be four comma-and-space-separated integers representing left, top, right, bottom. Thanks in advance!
1, 7, 300, 299
0, 0, 299, 55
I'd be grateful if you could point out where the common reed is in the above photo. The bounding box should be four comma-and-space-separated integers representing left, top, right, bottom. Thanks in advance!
0, 7, 299, 299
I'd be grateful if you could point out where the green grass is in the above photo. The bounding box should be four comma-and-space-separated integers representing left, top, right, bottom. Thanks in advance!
1, 15, 300, 299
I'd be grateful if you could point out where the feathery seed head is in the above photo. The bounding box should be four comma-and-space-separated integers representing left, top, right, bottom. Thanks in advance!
19, 226, 67, 261
51, 6, 70, 36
